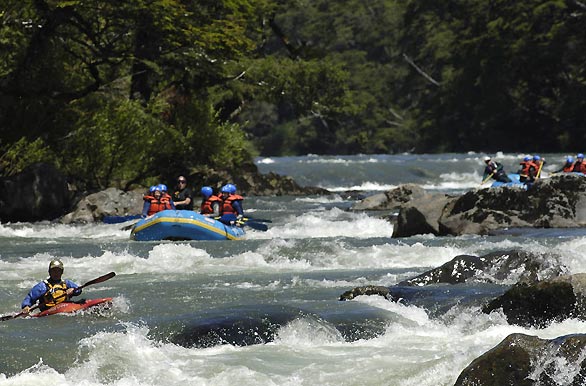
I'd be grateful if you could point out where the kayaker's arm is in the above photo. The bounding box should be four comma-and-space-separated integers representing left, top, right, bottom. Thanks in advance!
65, 279, 82, 297
21, 282, 47, 310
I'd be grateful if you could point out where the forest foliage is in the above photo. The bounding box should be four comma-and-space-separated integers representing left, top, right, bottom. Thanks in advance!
1, 0, 585, 189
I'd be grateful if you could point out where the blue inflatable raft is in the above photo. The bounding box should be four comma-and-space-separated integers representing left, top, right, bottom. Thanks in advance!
130, 210, 245, 241
490, 173, 527, 189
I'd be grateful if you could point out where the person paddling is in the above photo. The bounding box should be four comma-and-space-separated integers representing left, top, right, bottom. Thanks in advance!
482, 156, 512, 183
554, 156, 576, 174
21, 259, 82, 314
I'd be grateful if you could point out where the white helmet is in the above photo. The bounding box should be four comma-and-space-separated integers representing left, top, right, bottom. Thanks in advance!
483, 156, 491, 162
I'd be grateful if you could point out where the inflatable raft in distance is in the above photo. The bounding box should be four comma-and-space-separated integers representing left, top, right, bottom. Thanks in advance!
130, 210, 245, 241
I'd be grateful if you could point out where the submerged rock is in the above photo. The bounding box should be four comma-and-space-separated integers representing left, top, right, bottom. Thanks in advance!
455, 333, 586, 385
167, 304, 394, 348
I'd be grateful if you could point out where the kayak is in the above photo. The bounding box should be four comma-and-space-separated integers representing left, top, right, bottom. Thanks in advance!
34, 297, 113, 317
130, 210, 245, 241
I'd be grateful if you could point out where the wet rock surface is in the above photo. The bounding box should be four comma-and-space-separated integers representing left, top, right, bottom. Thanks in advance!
454, 333, 586, 386
350, 174, 586, 237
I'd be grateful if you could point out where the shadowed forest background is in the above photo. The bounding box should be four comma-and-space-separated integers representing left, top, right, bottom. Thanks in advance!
1, 0, 585, 190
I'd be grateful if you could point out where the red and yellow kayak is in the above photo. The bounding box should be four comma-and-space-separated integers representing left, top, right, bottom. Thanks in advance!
34, 298, 113, 317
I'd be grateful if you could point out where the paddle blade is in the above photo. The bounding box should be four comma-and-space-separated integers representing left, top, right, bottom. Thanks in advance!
244, 217, 272, 223
81, 272, 116, 288
0, 311, 24, 321
0, 304, 39, 322
121, 221, 138, 231
103, 215, 141, 224
243, 220, 268, 231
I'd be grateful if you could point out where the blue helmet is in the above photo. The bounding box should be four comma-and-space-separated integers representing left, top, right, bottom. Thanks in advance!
533, 155, 541, 161
201, 186, 213, 198
523, 156, 531, 162
567, 156, 574, 163
157, 184, 168, 192
149, 185, 156, 193
578, 153, 585, 159
227, 183, 237, 194
220, 184, 231, 193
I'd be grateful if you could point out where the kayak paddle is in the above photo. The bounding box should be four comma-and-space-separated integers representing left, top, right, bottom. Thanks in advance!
0, 271, 116, 321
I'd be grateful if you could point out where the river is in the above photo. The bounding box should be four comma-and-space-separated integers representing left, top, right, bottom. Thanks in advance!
1, 152, 585, 386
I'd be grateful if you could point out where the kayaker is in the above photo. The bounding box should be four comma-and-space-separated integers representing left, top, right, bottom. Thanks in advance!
141, 185, 175, 218
200, 186, 222, 217
219, 183, 245, 225
21, 259, 82, 314
173, 176, 193, 210
482, 156, 512, 183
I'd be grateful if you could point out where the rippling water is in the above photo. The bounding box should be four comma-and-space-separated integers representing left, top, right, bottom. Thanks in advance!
1, 152, 584, 386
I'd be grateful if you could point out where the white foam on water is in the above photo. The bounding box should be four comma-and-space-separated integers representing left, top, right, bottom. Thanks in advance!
252, 208, 393, 240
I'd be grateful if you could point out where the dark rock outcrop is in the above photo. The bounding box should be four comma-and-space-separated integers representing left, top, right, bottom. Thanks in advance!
0, 163, 71, 222
188, 163, 329, 196
399, 250, 567, 287
340, 250, 570, 322
482, 273, 586, 327
339, 285, 394, 301
455, 333, 586, 386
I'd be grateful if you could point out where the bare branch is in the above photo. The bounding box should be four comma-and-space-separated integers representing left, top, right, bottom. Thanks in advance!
403, 53, 441, 87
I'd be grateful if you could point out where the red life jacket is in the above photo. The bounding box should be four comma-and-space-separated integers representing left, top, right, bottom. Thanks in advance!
572, 161, 586, 174
221, 194, 244, 215
563, 162, 575, 173
147, 196, 173, 215
201, 195, 222, 214
520, 161, 538, 179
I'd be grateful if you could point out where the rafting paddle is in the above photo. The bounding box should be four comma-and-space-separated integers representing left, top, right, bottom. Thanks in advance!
0, 271, 116, 321
480, 173, 494, 185
243, 217, 272, 223
103, 215, 141, 224
241, 219, 268, 231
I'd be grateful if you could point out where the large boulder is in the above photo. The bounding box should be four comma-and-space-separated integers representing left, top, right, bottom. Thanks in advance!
455, 333, 586, 385
349, 184, 428, 211
392, 193, 454, 237
483, 273, 586, 327
61, 187, 144, 223
393, 173, 586, 237
0, 163, 71, 222
399, 250, 567, 286
339, 250, 568, 303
